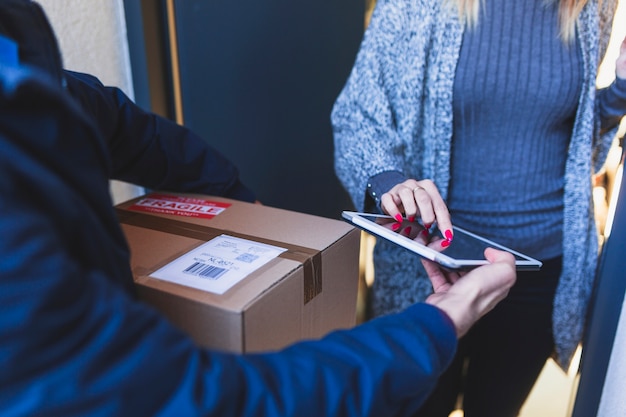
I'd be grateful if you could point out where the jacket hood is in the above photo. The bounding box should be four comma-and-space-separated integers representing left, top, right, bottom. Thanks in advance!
0, 0, 64, 86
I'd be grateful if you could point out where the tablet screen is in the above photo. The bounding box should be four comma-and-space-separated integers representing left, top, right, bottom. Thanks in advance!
342, 212, 542, 271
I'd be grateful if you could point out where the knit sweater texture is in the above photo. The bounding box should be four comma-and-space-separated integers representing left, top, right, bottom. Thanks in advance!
448, 0, 581, 260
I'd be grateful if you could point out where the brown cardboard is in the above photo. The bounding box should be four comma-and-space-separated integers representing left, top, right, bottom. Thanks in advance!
116, 192, 360, 353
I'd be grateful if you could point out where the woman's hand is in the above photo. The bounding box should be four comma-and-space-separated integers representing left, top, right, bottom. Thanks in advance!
380, 179, 454, 243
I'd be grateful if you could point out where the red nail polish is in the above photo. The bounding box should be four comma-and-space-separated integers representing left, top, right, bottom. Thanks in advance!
424, 223, 432, 229
408, 216, 415, 223
403, 227, 412, 235
441, 239, 450, 248
395, 214, 403, 223
445, 229, 453, 241
392, 222, 401, 231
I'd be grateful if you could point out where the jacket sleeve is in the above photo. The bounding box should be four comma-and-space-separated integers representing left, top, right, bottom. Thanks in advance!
0, 170, 457, 417
64, 70, 256, 202
0, 183, 456, 417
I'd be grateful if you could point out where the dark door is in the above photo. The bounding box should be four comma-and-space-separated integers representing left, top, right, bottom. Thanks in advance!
571, 139, 626, 416
125, 0, 364, 219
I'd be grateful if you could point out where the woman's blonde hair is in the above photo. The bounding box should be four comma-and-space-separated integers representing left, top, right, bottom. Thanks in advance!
453, 0, 589, 42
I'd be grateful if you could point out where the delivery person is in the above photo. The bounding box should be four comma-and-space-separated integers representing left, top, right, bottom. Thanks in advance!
0, 1, 516, 416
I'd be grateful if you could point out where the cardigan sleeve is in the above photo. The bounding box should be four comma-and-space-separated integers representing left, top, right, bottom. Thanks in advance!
331, 0, 418, 211
598, 76, 626, 131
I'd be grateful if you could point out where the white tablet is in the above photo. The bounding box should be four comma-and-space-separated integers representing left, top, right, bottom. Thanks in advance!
342, 211, 542, 271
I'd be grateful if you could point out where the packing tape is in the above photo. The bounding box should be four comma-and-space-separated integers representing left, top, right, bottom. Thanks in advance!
116, 208, 322, 304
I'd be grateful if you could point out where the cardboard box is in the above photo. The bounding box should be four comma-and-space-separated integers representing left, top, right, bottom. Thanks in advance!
116, 192, 360, 353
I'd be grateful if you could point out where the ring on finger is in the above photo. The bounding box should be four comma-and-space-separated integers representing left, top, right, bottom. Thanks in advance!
413, 186, 424, 193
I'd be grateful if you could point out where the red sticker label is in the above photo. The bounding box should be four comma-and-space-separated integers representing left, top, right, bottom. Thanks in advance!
127, 194, 231, 219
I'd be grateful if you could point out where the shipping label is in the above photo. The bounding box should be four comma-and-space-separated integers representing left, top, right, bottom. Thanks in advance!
150, 235, 287, 294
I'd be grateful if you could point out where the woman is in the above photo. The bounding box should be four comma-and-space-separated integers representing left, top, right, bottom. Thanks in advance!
332, 0, 626, 414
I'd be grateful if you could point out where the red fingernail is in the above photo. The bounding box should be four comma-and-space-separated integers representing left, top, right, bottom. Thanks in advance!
408, 216, 416, 223
424, 223, 432, 229
441, 240, 451, 248
392, 222, 401, 231
403, 227, 412, 235
395, 214, 403, 223
445, 229, 453, 241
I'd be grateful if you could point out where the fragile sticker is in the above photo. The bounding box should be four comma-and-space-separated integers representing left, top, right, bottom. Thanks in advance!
127, 193, 231, 219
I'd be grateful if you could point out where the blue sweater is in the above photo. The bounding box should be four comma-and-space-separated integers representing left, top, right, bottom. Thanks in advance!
447, 0, 583, 260
0, 59, 457, 416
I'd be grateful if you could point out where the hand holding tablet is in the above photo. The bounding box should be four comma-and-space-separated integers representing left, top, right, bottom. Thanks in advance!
342, 211, 542, 271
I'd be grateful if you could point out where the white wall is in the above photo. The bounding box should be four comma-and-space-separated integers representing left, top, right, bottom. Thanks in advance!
37, 0, 144, 204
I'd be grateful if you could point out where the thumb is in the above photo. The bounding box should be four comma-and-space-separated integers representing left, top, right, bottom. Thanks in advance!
484, 247, 515, 265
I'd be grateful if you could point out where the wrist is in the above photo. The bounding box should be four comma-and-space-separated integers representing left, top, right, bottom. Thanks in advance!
426, 293, 478, 338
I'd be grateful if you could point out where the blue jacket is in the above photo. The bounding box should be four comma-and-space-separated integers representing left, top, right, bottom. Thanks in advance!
0, 62, 457, 415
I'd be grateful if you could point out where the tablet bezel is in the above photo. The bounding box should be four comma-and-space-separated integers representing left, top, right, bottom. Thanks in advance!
342, 211, 542, 271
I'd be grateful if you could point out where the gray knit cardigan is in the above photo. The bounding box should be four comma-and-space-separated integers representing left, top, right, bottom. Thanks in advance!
331, 0, 619, 368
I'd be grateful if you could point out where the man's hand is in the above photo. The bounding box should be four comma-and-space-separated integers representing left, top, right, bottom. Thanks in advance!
423, 248, 516, 337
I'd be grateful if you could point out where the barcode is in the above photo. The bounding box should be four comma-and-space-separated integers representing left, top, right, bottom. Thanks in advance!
183, 262, 228, 280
